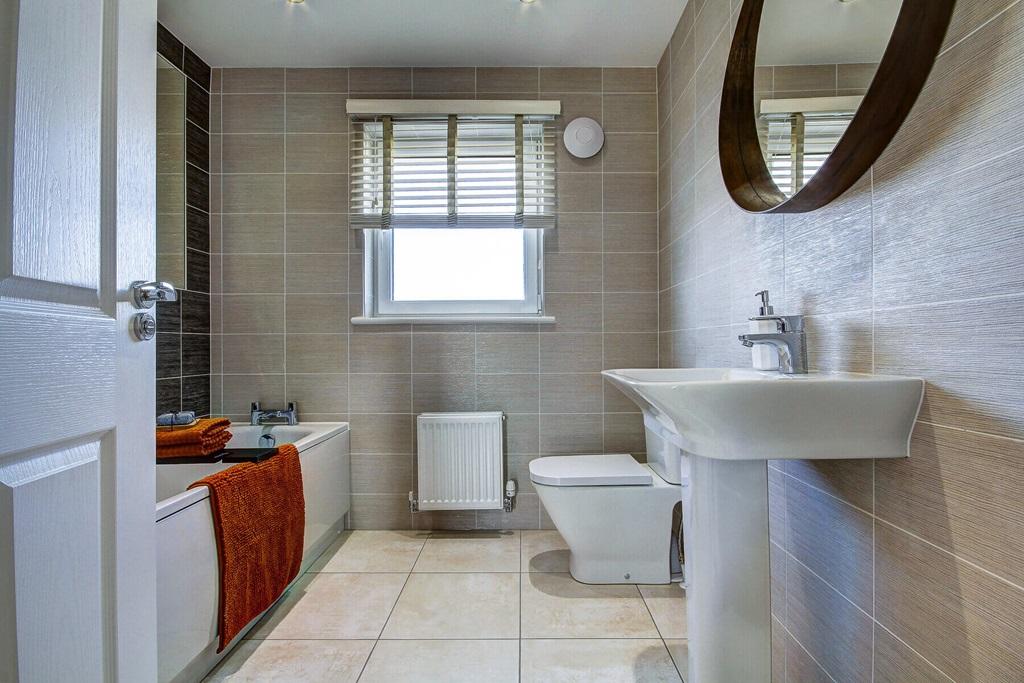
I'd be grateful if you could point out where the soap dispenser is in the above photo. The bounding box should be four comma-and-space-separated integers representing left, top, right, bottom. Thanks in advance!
749, 290, 780, 371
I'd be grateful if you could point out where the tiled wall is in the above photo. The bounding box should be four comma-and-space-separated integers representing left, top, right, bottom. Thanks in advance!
156, 24, 213, 417
207, 66, 660, 529
658, 0, 1024, 679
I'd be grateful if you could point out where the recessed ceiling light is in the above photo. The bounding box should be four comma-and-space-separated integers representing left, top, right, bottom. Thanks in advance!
287, 0, 305, 4
521, 0, 538, 4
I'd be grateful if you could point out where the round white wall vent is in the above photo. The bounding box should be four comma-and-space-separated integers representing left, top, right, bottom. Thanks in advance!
563, 117, 605, 158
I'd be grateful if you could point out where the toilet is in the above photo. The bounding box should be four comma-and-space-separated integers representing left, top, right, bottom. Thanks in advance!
530, 418, 686, 585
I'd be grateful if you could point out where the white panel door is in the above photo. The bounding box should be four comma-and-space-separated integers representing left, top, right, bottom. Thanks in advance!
0, 0, 158, 680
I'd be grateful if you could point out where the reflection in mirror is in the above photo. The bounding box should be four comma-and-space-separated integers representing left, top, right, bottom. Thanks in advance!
754, 0, 901, 196
156, 55, 185, 286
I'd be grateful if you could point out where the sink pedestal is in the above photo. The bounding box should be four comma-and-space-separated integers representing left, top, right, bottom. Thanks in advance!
683, 455, 771, 682
601, 368, 925, 683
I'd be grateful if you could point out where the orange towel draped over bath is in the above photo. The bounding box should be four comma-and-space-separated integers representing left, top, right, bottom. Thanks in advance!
188, 445, 305, 651
156, 417, 232, 458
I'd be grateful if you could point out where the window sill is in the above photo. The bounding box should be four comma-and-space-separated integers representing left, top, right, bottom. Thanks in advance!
351, 315, 556, 326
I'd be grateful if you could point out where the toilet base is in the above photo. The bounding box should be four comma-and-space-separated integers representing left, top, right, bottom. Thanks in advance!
536, 465, 681, 585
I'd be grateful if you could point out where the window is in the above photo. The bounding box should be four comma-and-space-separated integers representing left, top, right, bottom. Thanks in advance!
761, 112, 853, 194
351, 110, 555, 322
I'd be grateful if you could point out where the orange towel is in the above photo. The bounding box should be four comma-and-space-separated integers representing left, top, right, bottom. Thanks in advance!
157, 417, 232, 458
188, 445, 305, 651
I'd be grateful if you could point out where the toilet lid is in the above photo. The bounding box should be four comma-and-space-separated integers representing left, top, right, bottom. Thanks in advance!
529, 454, 653, 487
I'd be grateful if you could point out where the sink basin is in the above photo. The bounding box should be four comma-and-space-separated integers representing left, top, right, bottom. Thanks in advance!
602, 368, 924, 683
602, 368, 924, 461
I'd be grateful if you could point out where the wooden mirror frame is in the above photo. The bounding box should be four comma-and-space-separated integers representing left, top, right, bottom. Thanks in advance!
719, 0, 956, 213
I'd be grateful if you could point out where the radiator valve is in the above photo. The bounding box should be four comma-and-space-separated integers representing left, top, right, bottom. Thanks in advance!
504, 480, 517, 512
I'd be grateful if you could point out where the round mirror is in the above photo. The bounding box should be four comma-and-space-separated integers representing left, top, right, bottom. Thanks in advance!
719, 0, 956, 213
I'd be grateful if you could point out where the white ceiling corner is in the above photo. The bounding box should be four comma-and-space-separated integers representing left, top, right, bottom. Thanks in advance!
157, 0, 688, 67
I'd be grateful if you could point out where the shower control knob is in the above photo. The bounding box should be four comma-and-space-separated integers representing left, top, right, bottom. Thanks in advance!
131, 313, 157, 341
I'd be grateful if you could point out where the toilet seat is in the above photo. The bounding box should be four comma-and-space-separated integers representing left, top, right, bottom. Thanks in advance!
529, 454, 652, 487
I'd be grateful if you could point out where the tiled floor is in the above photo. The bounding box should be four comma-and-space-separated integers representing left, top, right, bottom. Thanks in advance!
206, 530, 688, 682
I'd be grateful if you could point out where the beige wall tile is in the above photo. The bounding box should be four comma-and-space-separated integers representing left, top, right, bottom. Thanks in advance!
221, 294, 284, 333
285, 93, 347, 133
221, 254, 284, 293
877, 423, 1024, 587
350, 333, 411, 373
786, 557, 872, 683
285, 133, 347, 173
539, 333, 602, 373
539, 373, 604, 414
603, 67, 657, 93
603, 133, 659, 173
604, 173, 658, 212
542, 293, 603, 333
477, 67, 538, 93
539, 414, 604, 454
287, 372, 348, 413
873, 625, 949, 683
603, 332, 658, 368
350, 373, 411, 414
221, 94, 284, 133
285, 67, 348, 93
286, 174, 347, 213
221, 68, 284, 94
220, 134, 283, 173
220, 334, 284, 374
544, 213, 602, 253
350, 454, 412, 495
603, 94, 658, 132
221, 373, 286, 414
285, 334, 348, 374
604, 252, 657, 292
282, 293, 347, 333
286, 214, 348, 253
555, 173, 602, 212
348, 494, 411, 529
285, 253, 347, 293
875, 523, 1024, 681
221, 173, 284, 213
412, 67, 475, 93
476, 374, 539, 414
412, 333, 475, 374
349, 67, 412, 93
544, 253, 602, 293
539, 67, 602, 93
412, 373, 476, 413
476, 333, 539, 373
219, 214, 285, 254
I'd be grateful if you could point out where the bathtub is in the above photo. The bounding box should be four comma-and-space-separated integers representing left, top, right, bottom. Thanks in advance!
155, 422, 350, 683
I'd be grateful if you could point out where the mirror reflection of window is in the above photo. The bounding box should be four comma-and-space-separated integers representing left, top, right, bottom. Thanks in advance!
754, 0, 901, 196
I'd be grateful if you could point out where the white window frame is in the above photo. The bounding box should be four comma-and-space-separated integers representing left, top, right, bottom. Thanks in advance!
359, 228, 549, 324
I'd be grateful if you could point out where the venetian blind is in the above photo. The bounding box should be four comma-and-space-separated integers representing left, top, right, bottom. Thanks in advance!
350, 114, 556, 229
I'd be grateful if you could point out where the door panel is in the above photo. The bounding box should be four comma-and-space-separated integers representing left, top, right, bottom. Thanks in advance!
0, 0, 157, 678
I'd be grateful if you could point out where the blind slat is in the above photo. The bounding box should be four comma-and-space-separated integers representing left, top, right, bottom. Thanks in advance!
351, 115, 556, 230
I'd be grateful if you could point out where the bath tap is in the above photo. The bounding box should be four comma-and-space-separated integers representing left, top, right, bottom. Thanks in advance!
738, 315, 808, 374
250, 401, 299, 425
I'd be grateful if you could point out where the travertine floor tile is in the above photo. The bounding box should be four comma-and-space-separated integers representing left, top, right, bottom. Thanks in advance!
248, 572, 407, 640
311, 530, 428, 573
521, 572, 659, 638
521, 639, 682, 682
413, 530, 520, 572
359, 639, 519, 683
521, 530, 570, 572
665, 639, 689, 681
382, 572, 519, 639
640, 583, 688, 639
205, 639, 373, 682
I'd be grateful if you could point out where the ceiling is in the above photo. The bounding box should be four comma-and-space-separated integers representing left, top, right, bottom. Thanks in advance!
157, 0, 688, 68
756, 0, 902, 66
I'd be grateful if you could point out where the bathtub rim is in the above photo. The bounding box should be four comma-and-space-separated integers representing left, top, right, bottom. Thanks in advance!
155, 421, 349, 522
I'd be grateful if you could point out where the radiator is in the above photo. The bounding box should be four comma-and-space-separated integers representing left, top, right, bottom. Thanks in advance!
414, 412, 506, 511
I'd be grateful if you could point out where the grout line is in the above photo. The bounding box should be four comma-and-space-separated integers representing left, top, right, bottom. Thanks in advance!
937, 0, 1022, 57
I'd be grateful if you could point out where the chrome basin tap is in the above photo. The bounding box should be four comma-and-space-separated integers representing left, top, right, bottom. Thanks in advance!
250, 401, 299, 425
738, 315, 808, 374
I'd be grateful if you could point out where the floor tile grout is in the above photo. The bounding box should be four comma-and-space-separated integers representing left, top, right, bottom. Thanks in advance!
214, 530, 687, 682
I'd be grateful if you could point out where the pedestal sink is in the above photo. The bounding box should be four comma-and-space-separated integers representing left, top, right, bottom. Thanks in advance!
602, 368, 924, 683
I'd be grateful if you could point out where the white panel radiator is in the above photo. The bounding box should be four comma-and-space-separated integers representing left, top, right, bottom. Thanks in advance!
414, 412, 507, 511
